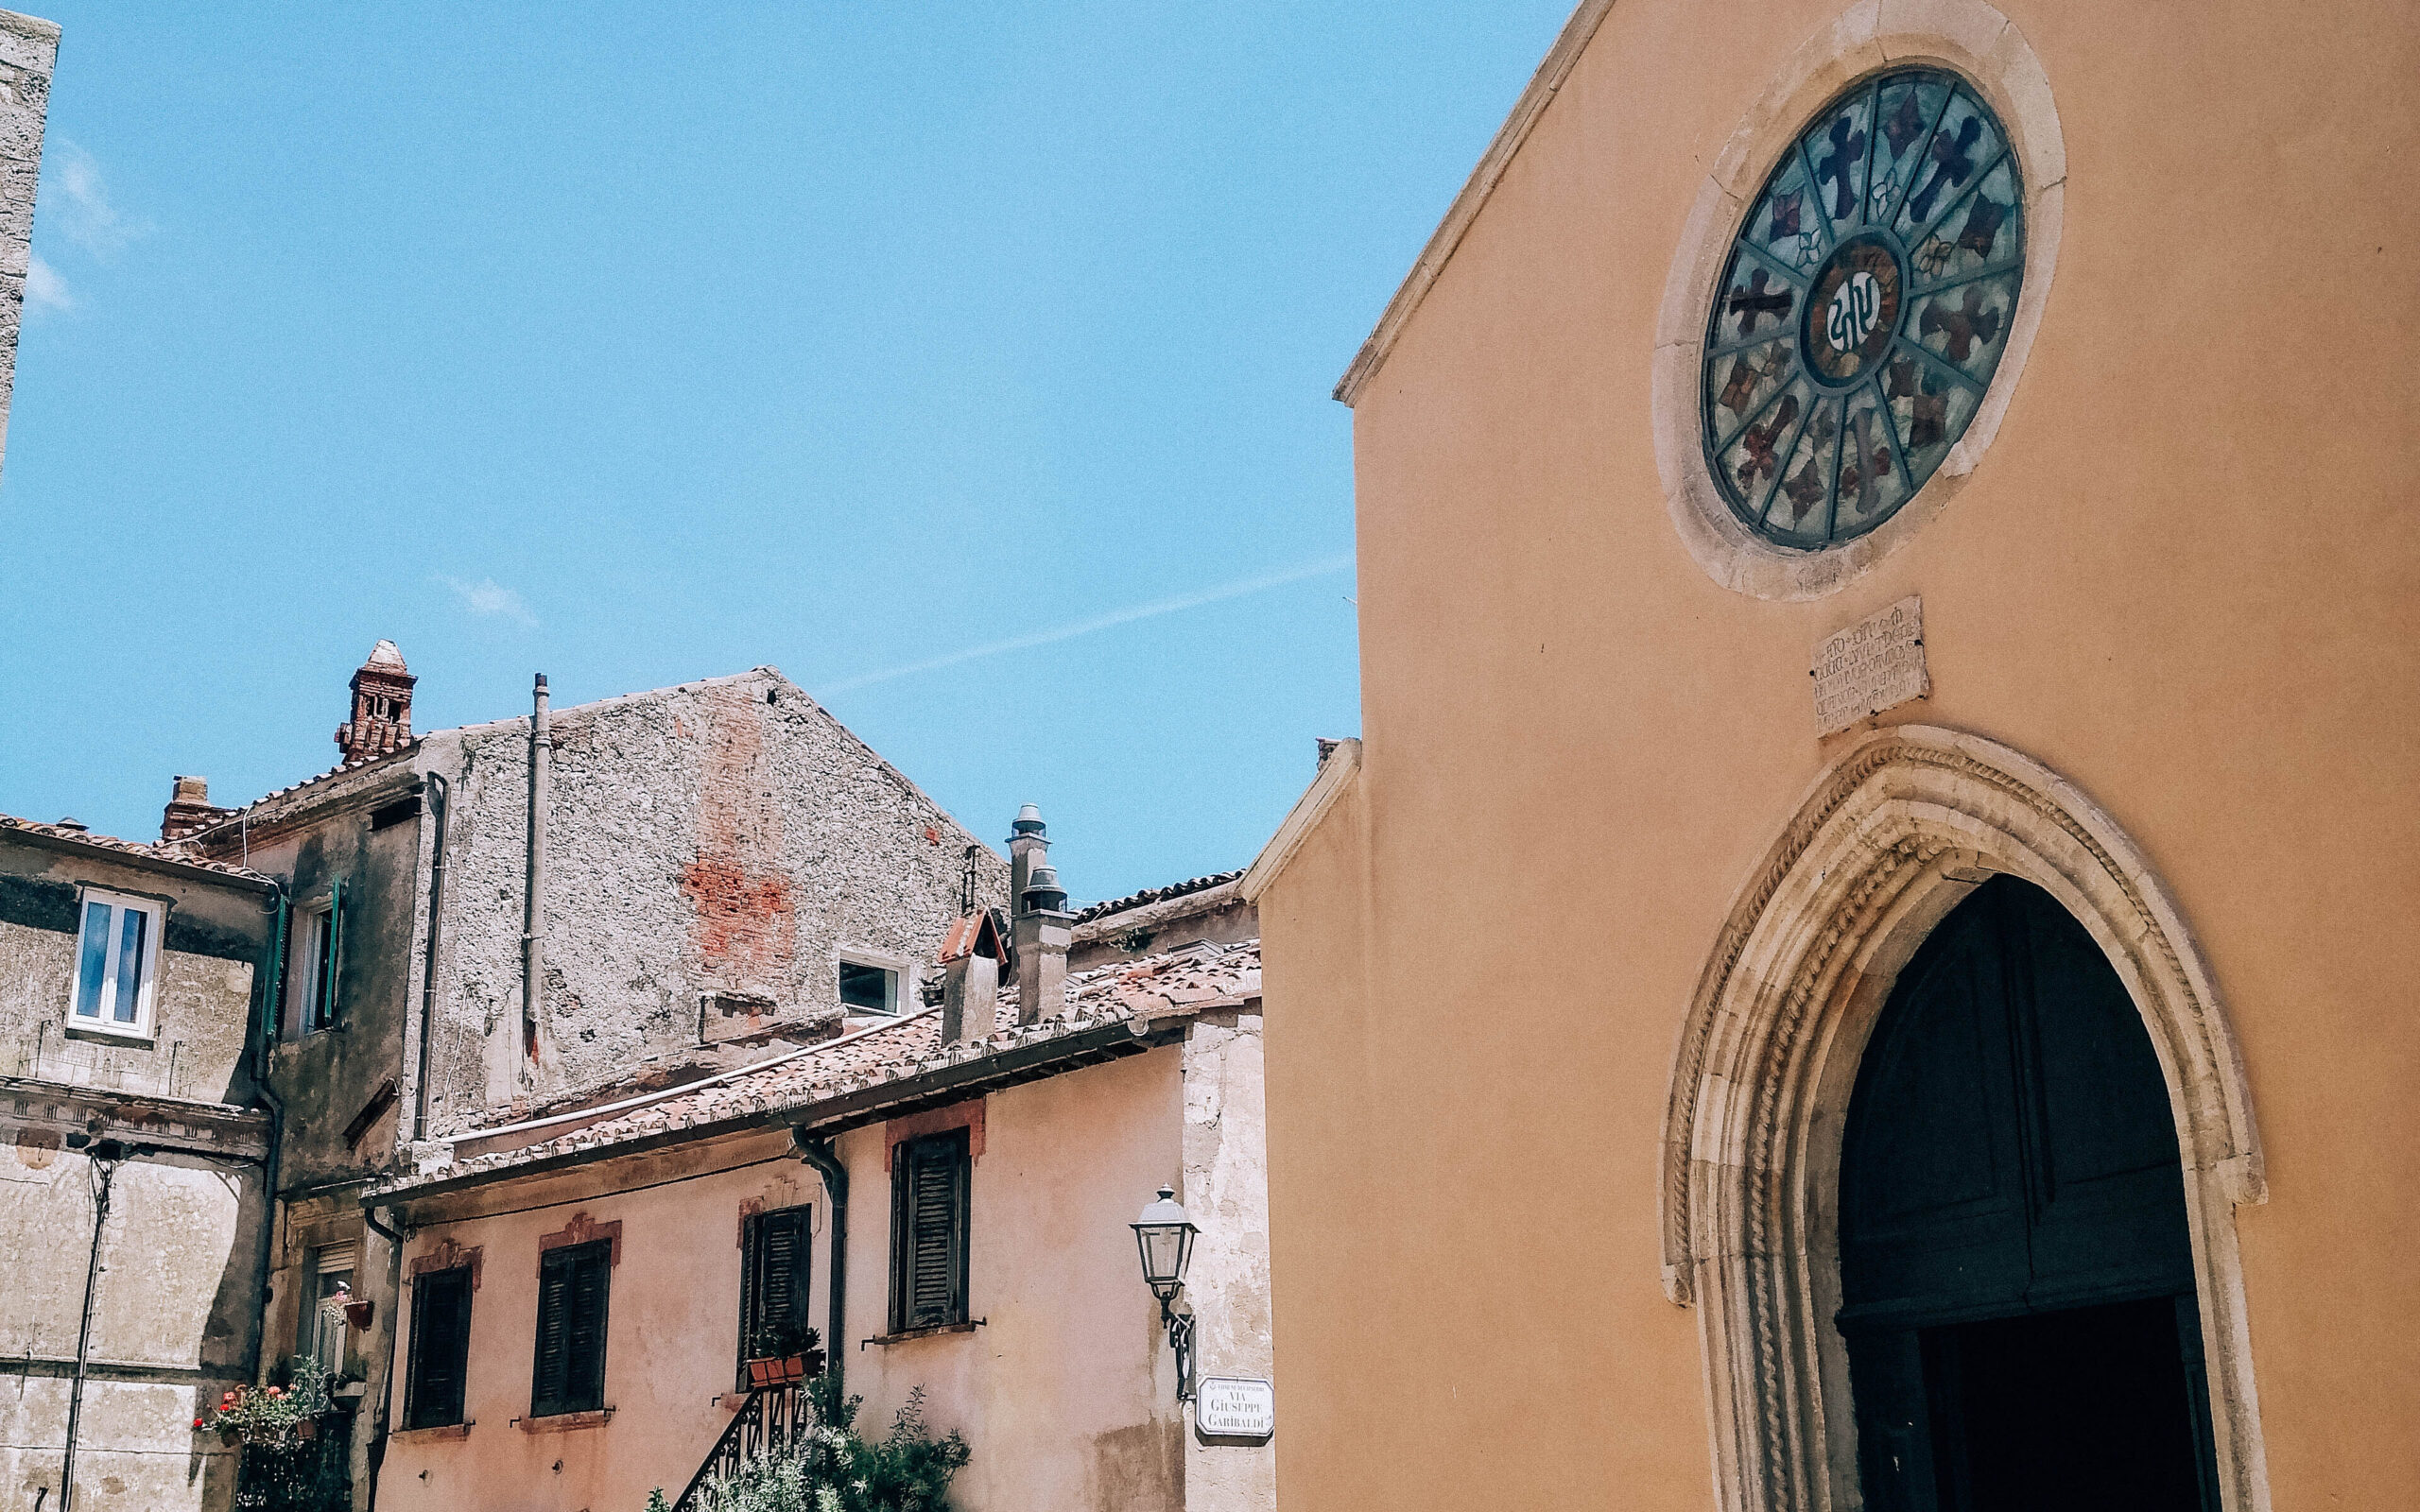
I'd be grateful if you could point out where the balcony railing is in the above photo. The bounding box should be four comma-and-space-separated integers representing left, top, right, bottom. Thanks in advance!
673, 1383, 814, 1512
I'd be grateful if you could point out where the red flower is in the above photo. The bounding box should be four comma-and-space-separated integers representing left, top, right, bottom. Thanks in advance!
192, 1418, 205, 1429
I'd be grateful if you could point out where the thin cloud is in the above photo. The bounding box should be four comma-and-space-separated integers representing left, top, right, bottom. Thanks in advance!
43, 141, 152, 257
817, 553, 1355, 696
25, 253, 69, 313
439, 576, 539, 627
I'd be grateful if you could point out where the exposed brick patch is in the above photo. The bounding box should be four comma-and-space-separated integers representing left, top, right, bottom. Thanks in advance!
885, 1099, 984, 1171
681, 688, 797, 986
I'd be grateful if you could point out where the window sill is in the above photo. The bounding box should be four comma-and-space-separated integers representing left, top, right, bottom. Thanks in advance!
63, 1022, 155, 1046
515, 1409, 612, 1434
390, 1422, 473, 1443
860, 1319, 983, 1349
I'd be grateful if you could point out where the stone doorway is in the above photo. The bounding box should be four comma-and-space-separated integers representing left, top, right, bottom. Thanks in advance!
1836, 876, 2218, 1512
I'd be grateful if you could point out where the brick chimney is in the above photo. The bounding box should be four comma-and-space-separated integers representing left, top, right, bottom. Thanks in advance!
336, 640, 417, 766
1008, 806, 1074, 1025
160, 776, 234, 843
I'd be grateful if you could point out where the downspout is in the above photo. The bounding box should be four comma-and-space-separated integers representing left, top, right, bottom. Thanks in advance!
411, 773, 451, 1140
60, 1143, 127, 1512
792, 1132, 847, 1395
251, 886, 288, 1391
360, 1204, 406, 1512
522, 675, 549, 1070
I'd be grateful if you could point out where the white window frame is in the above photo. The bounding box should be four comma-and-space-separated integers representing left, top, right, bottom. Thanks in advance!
66, 887, 164, 1042
836, 946, 917, 1018
285, 901, 335, 1040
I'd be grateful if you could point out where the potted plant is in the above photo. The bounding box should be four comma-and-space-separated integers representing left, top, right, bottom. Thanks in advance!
341, 1297, 374, 1330
743, 1318, 825, 1389
199, 1357, 336, 1449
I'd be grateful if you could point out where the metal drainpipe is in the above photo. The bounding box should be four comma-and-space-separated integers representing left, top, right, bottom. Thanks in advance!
60, 1144, 128, 1512
522, 676, 549, 1069
359, 1204, 406, 1512
250, 886, 287, 1392
792, 1131, 847, 1394
411, 773, 451, 1140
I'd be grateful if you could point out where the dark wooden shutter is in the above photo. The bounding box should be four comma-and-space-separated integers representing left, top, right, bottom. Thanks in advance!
738, 1206, 813, 1384
320, 880, 345, 1028
532, 1241, 611, 1417
889, 1131, 969, 1332
405, 1268, 473, 1430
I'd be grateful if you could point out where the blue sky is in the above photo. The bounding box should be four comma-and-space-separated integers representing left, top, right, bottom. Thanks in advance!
0, 2, 1569, 901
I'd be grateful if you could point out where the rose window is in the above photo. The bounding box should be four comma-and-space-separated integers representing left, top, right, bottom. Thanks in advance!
1701, 68, 2024, 548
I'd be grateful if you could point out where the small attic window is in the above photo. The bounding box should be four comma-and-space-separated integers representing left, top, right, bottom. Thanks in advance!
839, 960, 897, 1016
766, 689, 778, 705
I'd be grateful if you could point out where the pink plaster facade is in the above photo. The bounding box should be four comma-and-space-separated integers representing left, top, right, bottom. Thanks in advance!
376, 1044, 1227, 1512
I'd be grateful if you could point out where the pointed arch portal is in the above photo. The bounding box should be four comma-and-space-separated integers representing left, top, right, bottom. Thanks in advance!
1659, 727, 2270, 1512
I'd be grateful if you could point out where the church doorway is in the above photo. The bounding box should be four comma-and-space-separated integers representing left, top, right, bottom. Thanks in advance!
1838, 875, 2221, 1512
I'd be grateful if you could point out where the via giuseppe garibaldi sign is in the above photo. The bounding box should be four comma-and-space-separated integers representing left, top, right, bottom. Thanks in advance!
1194, 1377, 1275, 1439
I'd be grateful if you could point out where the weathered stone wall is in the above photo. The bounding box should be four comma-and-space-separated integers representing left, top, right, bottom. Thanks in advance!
0, 837, 271, 1106
1181, 1011, 1275, 1512
0, 9, 54, 483
418, 670, 1005, 1126
0, 1142, 267, 1512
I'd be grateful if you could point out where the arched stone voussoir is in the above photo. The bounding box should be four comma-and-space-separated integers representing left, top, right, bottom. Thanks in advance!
1657, 724, 2271, 1512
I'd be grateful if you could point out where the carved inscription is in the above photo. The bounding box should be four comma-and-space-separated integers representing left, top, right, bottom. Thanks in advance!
1811, 596, 1927, 735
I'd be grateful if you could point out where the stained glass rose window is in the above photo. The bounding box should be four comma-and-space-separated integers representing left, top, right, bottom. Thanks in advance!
1702, 68, 2024, 549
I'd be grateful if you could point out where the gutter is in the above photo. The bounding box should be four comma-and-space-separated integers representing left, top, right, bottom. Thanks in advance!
361, 1204, 406, 1512
791, 1134, 847, 1395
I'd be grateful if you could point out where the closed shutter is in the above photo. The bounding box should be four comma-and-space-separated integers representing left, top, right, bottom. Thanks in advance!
889, 1130, 969, 1332
738, 1206, 813, 1385
406, 1268, 473, 1430
320, 879, 345, 1027
532, 1241, 610, 1417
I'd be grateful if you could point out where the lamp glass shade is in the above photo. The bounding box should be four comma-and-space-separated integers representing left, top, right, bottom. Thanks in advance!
1131, 1186, 1198, 1293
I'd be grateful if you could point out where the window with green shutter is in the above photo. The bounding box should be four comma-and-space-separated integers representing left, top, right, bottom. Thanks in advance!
405, 1266, 474, 1430
888, 1130, 970, 1333
531, 1241, 611, 1418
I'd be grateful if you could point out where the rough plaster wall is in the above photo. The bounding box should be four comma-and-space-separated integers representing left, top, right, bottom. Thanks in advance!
422, 673, 1006, 1125
0, 1146, 259, 1512
0, 11, 53, 481
264, 789, 423, 1189
1181, 1015, 1276, 1512
0, 847, 266, 1105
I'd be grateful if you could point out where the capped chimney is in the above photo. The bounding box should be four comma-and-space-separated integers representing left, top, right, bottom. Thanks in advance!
1011, 819, 1075, 1025
335, 640, 417, 766
937, 910, 1008, 1046
160, 775, 234, 843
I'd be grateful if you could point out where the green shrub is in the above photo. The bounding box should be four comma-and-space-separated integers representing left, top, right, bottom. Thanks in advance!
666, 1379, 970, 1512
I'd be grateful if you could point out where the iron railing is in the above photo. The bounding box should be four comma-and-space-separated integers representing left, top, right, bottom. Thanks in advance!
673, 1383, 813, 1512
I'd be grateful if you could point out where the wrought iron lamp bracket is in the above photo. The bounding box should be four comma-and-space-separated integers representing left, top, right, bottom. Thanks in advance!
1159, 1294, 1197, 1403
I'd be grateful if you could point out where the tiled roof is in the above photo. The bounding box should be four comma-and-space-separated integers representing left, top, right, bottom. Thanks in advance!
0, 814, 273, 884
380, 936, 1260, 1196
1071, 868, 1245, 924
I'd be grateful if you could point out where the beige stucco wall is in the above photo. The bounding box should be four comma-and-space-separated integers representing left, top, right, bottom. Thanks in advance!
379, 1044, 1205, 1512
1263, 1, 2420, 1509
0, 1143, 262, 1512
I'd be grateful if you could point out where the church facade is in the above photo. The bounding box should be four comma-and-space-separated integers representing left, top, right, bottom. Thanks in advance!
1249, 2, 2417, 1509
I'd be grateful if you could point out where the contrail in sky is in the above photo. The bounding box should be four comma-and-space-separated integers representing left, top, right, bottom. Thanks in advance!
815, 552, 1355, 697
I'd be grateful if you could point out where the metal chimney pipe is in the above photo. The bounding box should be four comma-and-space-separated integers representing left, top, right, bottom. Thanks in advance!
523, 675, 549, 1063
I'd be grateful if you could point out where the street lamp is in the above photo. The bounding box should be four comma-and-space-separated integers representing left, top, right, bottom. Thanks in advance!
1132, 1185, 1199, 1402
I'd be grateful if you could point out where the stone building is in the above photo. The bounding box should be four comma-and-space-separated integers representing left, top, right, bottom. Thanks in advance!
1250, 3, 2420, 1510
358, 839, 1270, 1512
167, 646, 1008, 1507
0, 815, 279, 1512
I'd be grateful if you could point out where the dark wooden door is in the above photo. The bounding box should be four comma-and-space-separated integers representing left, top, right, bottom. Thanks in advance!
1838, 876, 2217, 1512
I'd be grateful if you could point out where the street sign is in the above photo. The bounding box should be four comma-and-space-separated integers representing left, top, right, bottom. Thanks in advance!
1195, 1377, 1274, 1439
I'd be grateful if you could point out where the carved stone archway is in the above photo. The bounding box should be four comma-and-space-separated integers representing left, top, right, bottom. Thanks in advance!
1660, 726, 2270, 1512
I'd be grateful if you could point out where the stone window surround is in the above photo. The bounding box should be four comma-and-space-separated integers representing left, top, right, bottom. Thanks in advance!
837, 942, 922, 1018
407, 1235, 484, 1291
1658, 725, 2271, 1512
883, 1098, 985, 1170
1652, 0, 2066, 601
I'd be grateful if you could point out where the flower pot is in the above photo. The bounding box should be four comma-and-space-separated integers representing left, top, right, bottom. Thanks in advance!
745, 1355, 807, 1388
295, 1418, 318, 1441
343, 1299, 375, 1330
218, 1428, 239, 1449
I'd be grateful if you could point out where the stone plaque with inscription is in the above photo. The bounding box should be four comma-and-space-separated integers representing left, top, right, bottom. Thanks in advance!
1194, 1377, 1274, 1439
1811, 596, 1928, 736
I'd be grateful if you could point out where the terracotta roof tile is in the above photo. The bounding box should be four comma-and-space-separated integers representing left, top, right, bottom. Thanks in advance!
0, 814, 272, 884
381, 936, 1260, 1194
1071, 868, 1245, 923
